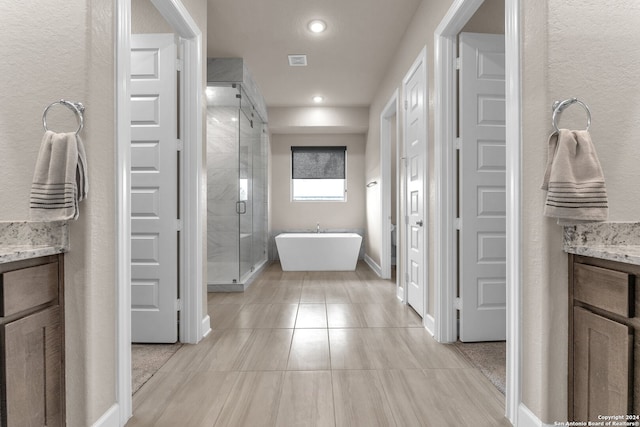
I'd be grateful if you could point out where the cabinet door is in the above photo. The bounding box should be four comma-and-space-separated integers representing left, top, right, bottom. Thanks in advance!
573, 306, 632, 421
3, 306, 62, 427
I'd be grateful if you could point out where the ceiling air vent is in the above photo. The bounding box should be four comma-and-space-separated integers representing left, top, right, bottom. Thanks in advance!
288, 54, 308, 67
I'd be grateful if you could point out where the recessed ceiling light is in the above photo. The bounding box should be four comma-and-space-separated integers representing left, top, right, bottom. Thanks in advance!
312, 95, 324, 103
308, 19, 327, 33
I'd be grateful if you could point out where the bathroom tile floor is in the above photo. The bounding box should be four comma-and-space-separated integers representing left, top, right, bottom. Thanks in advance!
126, 262, 511, 427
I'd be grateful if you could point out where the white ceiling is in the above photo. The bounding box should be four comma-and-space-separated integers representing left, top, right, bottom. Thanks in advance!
207, 0, 423, 108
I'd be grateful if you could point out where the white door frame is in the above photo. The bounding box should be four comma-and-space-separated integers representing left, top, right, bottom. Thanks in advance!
116, 0, 206, 423
380, 89, 399, 282
433, 0, 521, 424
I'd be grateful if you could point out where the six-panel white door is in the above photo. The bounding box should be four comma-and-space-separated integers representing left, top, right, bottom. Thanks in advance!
403, 53, 427, 318
130, 34, 179, 343
459, 32, 506, 342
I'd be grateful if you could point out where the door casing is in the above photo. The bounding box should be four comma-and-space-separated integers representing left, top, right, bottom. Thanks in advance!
434, 0, 522, 423
380, 90, 399, 284
116, 0, 205, 423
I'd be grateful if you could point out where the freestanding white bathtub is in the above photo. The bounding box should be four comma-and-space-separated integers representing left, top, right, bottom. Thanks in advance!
275, 233, 363, 271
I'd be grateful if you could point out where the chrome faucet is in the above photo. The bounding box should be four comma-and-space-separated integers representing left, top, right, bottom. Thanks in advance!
316, 223, 320, 233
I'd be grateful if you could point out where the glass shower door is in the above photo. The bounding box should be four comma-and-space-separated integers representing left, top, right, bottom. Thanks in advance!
238, 89, 253, 281
206, 83, 267, 286
206, 85, 241, 284
252, 122, 267, 270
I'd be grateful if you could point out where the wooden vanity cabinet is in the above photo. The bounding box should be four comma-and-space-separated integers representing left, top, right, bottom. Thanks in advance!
568, 254, 639, 421
0, 254, 64, 427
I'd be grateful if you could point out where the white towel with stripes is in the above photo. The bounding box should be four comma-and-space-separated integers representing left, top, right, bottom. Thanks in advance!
30, 131, 88, 221
541, 129, 608, 225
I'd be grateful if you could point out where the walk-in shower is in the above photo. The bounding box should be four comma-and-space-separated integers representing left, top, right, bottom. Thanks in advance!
206, 61, 268, 290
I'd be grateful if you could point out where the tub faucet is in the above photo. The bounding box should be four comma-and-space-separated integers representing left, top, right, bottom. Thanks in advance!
316, 223, 320, 233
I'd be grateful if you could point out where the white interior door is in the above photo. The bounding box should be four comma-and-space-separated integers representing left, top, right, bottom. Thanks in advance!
458, 32, 506, 342
130, 33, 179, 343
403, 52, 427, 318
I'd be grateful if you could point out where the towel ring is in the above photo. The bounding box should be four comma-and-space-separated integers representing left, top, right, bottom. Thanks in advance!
552, 97, 591, 133
42, 99, 85, 136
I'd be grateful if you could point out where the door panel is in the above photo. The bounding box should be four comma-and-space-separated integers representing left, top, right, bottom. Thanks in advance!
239, 90, 253, 281
131, 34, 179, 343
573, 307, 632, 420
4, 307, 62, 427
459, 32, 506, 342
404, 53, 427, 317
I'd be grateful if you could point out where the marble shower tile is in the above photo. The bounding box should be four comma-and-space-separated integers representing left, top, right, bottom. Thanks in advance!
207, 150, 237, 170
207, 201, 238, 217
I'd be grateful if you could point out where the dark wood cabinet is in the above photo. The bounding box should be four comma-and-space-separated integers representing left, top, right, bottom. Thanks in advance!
0, 254, 64, 427
572, 306, 632, 419
569, 254, 640, 421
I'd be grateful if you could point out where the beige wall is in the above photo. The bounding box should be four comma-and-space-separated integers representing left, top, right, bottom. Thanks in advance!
364, 0, 453, 319
270, 133, 366, 232
0, 0, 207, 425
132, 0, 173, 33
268, 106, 369, 134
521, 0, 640, 423
1, 2, 116, 425
462, 0, 505, 33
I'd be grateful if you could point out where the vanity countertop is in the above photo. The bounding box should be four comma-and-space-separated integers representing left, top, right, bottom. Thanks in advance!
563, 222, 640, 266
0, 221, 68, 264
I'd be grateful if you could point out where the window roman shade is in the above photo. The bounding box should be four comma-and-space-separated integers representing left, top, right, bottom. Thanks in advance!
291, 146, 346, 179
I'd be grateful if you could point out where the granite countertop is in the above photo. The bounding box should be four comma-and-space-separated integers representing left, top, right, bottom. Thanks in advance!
0, 221, 69, 264
563, 222, 640, 265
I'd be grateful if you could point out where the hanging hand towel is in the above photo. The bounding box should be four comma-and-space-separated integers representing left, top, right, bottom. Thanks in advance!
30, 131, 88, 221
541, 129, 608, 225
76, 134, 88, 201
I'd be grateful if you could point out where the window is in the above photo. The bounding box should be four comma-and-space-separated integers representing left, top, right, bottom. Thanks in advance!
291, 146, 346, 201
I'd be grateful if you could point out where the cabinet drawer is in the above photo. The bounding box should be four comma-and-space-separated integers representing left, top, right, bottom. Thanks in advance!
574, 263, 634, 317
1, 262, 58, 317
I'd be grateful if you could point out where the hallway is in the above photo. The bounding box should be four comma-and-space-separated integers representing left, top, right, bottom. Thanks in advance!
126, 262, 510, 426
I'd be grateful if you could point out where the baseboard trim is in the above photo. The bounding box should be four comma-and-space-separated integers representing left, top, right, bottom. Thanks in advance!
518, 403, 554, 427
424, 313, 436, 336
364, 254, 382, 277
201, 314, 211, 339
207, 283, 244, 292
91, 403, 120, 427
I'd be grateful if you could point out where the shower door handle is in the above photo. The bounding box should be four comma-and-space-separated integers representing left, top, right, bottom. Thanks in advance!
236, 201, 247, 214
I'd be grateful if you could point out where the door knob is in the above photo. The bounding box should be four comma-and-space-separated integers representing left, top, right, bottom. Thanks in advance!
415, 220, 423, 227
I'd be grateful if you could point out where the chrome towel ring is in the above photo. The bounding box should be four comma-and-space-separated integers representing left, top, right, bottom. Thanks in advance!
552, 97, 591, 133
42, 99, 85, 136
